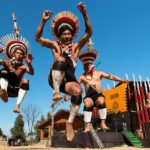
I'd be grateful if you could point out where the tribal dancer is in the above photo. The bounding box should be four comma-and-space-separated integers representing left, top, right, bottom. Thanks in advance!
35, 2, 92, 141
78, 40, 128, 132
0, 13, 34, 113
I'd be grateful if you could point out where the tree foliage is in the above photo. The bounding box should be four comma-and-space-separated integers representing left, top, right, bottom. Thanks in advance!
0, 128, 3, 136
10, 114, 25, 141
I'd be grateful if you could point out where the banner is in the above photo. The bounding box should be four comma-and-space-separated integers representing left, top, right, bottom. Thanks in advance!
103, 83, 128, 113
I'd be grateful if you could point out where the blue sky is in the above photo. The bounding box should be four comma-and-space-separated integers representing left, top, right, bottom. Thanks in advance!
0, 0, 150, 136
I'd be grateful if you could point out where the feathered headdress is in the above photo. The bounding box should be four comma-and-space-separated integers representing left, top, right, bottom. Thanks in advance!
79, 39, 98, 64
0, 13, 30, 59
51, 11, 79, 39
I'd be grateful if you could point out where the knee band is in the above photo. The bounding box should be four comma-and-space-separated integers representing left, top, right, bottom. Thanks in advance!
0, 72, 8, 79
20, 83, 29, 90
52, 61, 66, 71
83, 106, 93, 112
97, 103, 106, 109
98, 108, 107, 120
71, 94, 82, 105
84, 111, 92, 123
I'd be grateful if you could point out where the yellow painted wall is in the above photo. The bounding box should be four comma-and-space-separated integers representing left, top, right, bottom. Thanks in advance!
103, 83, 128, 114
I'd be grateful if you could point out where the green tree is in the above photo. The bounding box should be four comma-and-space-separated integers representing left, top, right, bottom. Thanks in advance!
0, 128, 3, 136
10, 114, 25, 141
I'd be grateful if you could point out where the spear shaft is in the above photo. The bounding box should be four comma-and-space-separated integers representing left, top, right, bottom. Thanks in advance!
136, 81, 146, 124
139, 76, 150, 123
133, 74, 143, 131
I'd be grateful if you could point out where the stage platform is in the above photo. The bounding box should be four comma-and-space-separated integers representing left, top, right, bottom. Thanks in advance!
52, 131, 125, 148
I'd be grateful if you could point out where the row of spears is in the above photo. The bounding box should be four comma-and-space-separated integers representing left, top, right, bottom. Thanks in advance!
106, 73, 150, 139
126, 73, 150, 139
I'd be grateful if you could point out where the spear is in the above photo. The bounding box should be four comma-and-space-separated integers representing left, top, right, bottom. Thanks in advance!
136, 79, 146, 124
12, 12, 20, 39
144, 81, 148, 95
139, 75, 150, 122
147, 77, 150, 91
132, 73, 143, 131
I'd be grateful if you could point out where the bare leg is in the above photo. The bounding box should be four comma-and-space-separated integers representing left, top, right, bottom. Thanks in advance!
66, 121, 74, 141
83, 98, 93, 133
51, 58, 66, 102
96, 97, 109, 131
84, 111, 92, 133
65, 82, 82, 95
65, 82, 82, 141
66, 103, 80, 141
52, 70, 64, 101
13, 89, 27, 113
99, 108, 109, 131
84, 122, 91, 133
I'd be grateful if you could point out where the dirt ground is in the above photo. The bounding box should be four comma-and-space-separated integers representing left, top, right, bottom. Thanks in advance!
0, 145, 150, 150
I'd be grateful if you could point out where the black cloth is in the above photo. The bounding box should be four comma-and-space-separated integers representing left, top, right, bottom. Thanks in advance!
0, 68, 21, 86
84, 86, 105, 105
0, 69, 29, 97
48, 53, 77, 94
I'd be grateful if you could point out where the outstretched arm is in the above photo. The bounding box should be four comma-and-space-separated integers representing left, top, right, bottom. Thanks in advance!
76, 2, 92, 50
24, 54, 34, 75
35, 10, 55, 49
101, 72, 129, 83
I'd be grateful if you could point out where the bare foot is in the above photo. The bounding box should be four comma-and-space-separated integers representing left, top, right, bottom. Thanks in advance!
13, 105, 20, 113
66, 121, 75, 141
0, 89, 8, 102
53, 92, 63, 101
51, 92, 63, 108
101, 126, 110, 132
64, 95, 70, 101
84, 123, 91, 133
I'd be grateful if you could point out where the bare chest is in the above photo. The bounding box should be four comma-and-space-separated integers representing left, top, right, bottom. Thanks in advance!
83, 74, 100, 85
